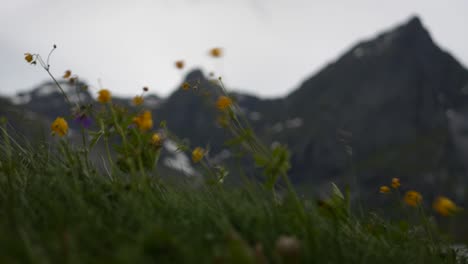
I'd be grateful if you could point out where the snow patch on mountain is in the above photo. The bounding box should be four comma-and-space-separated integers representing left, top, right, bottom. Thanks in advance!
163, 139, 197, 177
10, 93, 31, 105
36, 84, 58, 97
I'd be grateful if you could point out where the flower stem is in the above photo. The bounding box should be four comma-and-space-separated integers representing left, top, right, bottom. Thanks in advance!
46, 68, 72, 106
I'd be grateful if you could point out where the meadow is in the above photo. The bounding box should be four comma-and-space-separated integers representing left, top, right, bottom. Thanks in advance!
0, 47, 465, 263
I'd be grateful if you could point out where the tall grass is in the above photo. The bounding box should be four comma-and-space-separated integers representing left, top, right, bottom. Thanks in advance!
0, 130, 463, 263
0, 47, 464, 263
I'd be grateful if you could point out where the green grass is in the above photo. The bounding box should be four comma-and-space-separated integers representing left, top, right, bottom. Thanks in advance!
0, 128, 465, 264
9, 45, 466, 263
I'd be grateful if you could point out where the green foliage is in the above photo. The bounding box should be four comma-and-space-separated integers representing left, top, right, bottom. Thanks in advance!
3, 45, 464, 263
0, 130, 466, 263
317, 183, 351, 221
254, 145, 291, 189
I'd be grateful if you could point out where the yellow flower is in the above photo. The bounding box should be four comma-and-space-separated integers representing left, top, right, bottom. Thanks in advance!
63, 70, 72, 79
181, 82, 190, 91
132, 95, 144, 106
433, 196, 459, 216
379, 186, 391, 194
51, 117, 68, 137
175, 60, 185, 69
209, 47, 222, 58
192, 147, 205, 163
216, 96, 232, 111
24, 53, 34, 63
391, 178, 400, 189
404, 190, 422, 207
151, 133, 162, 146
133, 111, 153, 131
97, 89, 111, 103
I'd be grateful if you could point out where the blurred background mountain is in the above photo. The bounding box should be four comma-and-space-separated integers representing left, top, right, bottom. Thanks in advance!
1, 17, 467, 216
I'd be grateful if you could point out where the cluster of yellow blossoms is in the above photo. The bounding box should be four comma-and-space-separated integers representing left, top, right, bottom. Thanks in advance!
132, 96, 144, 106
51, 117, 69, 137
380, 177, 461, 216
433, 196, 460, 216
133, 111, 153, 132
403, 191, 423, 207
209, 48, 222, 58
173, 48, 221, 72
151, 133, 162, 146
379, 178, 400, 194
175, 60, 184, 69
63, 70, 72, 79
24, 53, 34, 63
216, 96, 232, 111
192, 147, 205, 163
132, 86, 149, 106
97, 89, 111, 103
181, 82, 191, 91
27, 48, 222, 168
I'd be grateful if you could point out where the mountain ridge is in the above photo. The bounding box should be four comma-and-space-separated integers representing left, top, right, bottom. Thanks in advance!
2, 15, 468, 204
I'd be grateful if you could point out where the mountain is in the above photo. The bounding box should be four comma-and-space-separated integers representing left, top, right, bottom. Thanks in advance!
282, 16, 468, 195
3, 16, 468, 203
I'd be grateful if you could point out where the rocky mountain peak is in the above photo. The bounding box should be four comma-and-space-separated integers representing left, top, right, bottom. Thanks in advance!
343, 16, 434, 64
397, 16, 426, 36
184, 69, 206, 83
388, 15, 433, 48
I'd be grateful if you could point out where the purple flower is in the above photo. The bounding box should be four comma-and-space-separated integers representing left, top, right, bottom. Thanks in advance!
75, 113, 92, 128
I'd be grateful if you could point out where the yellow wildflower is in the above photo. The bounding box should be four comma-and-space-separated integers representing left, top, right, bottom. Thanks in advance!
132, 95, 144, 106
63, 70, 72, 79
151, 133, 162, 146
97, 89, 111, 103
209, 47, 222, 58
181, 82, 190, 91
216, 96, 232, 111
433, 196, 459, 216
192, 147, 205, 163
175, 60, 185, 69
404, 190, 422, 207
51, 117, 68, 137
379, 186, 391, 194
391, 178, 400, 189
24, 53, 34, 63
133, 111, 153, 131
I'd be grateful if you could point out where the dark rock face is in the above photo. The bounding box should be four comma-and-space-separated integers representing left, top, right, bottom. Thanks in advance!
18, 81, 93, 119
282, 17, 468, 194
5, 16, 468, 200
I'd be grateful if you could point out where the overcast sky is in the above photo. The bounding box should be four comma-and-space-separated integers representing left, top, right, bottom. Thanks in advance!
1, 0, 468, 99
